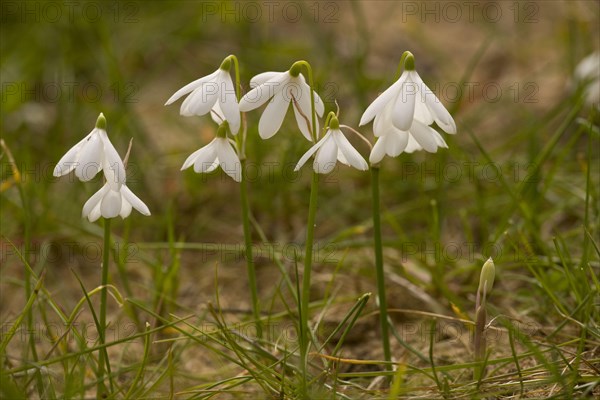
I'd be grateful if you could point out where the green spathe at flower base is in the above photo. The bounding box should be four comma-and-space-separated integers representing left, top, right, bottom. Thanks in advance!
329, 114, 340, 130
216, 120, 230, 138
219, 56, 231, 71
96, 112, 107, 130
403, 52, 415, 71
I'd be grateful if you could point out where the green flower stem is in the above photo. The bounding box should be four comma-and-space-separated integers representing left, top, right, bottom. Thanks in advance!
292, 60, 319, 397
97, 218, 111, 399
240, 159, 261, 338
371, 166, 392, 371
300, 170, 319, 378
229, 54, 262, 338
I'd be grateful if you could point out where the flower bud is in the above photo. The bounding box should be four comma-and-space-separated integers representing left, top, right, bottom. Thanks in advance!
477, 257, 495, 298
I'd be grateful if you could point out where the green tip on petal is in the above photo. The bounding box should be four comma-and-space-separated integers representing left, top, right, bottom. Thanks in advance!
329, 116, 340, 130
95, 113, 107, 130
289, 62, 302, 77
404, 53, 415, 71
477, 257, 495, 297
217, 120, 230, 137
220, 57, 232, 71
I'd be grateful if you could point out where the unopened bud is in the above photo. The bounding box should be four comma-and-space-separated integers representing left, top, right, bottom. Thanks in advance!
477, 257, 495, 298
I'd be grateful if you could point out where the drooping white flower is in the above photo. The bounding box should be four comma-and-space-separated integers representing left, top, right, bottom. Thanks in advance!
360, 56, 456, 135
238, 66, 324, 140
369, 101, 448, 164
82, 181, 151, 222
361, 53, 456, 163
295, 116, 368, 174
573, 51, 599, 107
53, 113, 125, 189
181, 122, 242, 182
165, 57, 240, 134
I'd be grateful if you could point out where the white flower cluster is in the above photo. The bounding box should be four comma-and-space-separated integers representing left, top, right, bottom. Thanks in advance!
54, 113, 150, 222
166, 53, 456, 180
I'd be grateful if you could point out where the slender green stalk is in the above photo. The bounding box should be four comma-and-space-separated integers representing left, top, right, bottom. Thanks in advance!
291, 60, 319, 398
229, 54, 262, 339
97, 218, 111, 399
240, 159, 261, 338
300, 171, 319, 375
371, 166, 392, 371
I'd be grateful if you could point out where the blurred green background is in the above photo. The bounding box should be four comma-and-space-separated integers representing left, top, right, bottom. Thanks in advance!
1, 0, 599, 319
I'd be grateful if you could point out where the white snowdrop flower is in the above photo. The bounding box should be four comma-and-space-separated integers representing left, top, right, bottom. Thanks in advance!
361, 52, 455, 163
181, 121, 242, 182
295, 116, 368, 174
238, 64, 324, 141
360, 53, 456, 135
53, 113, 125, 189
574, 51, 599, 107
165, 57, 240, 135
369, 101, 448, 164
82, 181, 151, 222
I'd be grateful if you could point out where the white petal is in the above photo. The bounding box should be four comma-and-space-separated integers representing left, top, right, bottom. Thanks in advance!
54, 131, 93, 176
413, 71, 456, 134
217, 71, 241, 134
313, 90, 325, 117
314, 134, 338, 174
180, 81, 220, 117
239, 72, 289, 112
431, 129, 448, 148
392, 76, 417, 131
332, 130, 368, 170
405, 134, 422, 153
216, 138, 242, 182
181, 146, 206, 171
119, 196, 133, 219
409, 120, 438, 153
294, 135, 328, 171
190, 141, 219, 173
373, 101, 396, 137
121, 185, 151, 216
298, 74, 325, 116
82, 183, 110, 219
258, 89, 290, 139
249, 71, 281, 88
292, 80, 317, 141
88, 202, 103, 222
359, 72, 407, 126
99, 131, 126, 189
100, 189, 122, 219
369, 136, 387, 164
205, 158, 220, 172
386, 131, 409, 157
414, 90, 434, 126
75, 131, 103, 182
165, 69, 220, 105
210, 101, 225, 124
